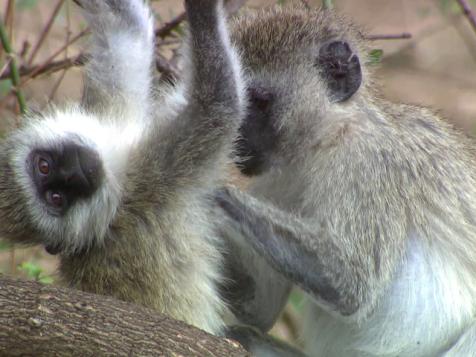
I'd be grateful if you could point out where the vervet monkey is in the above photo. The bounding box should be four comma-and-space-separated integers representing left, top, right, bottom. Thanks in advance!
217, 5, 476, 356
0, 0, 245, 335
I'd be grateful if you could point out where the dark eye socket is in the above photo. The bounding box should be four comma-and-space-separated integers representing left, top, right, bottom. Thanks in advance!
38, 157, 51, 175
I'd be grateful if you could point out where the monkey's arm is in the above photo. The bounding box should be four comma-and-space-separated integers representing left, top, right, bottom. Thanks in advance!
78, 0, 154, 115
152, 0, 244, 189
219, 221, 292, 332
216, 186, 404, 317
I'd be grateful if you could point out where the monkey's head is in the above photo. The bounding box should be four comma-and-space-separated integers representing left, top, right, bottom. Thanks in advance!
231, 6, 371, 176
0, 109, 125, 255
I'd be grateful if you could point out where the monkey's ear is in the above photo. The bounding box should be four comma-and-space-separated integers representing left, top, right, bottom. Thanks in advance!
317, 40, 362, 102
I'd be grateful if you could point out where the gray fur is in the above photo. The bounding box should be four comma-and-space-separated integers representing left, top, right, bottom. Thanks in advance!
0, 0, 244, 335
217, 5, 476, 356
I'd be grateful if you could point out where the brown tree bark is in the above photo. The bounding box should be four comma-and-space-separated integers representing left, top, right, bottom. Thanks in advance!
0, 275, 248, 357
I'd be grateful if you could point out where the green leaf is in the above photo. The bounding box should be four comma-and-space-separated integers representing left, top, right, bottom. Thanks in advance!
19, 261, 43, 280
39, 276, 54, 284
368, 49, 384, 65
16, 0, 38, 10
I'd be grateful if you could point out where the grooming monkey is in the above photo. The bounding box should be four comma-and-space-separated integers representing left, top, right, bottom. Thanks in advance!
0, 0, 245, 334
217, 5, 476, 356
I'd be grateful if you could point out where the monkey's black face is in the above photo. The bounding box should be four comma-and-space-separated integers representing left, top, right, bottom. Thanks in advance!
28, 140, 103, 218
236, 86, 280, 176
236, 40, 362, 177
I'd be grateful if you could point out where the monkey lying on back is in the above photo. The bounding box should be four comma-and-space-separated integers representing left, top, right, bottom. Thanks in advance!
0, 0, 245, 335
217, 5, 476, 356
0, 2, 308, 354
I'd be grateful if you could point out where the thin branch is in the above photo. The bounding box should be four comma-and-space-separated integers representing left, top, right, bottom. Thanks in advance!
27, 0, 65, 66
154, 0, 247, 40
0, 54, 86, 81
0, 21, 26, 114
49, 0, 72, 101
9, 248, 15, 276
21, 29, 88, 85
366, 32, 412, 40
155, 12, 186, 39
456, 0, 476, 33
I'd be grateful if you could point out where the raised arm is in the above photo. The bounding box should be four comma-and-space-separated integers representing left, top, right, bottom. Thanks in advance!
78, 0, 155, 117
149, 0, 245, 191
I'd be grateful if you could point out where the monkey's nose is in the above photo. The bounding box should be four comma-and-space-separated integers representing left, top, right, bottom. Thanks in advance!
58, 142, 103, 196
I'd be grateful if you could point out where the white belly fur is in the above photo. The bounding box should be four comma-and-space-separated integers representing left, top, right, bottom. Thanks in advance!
303, 234, 475, 357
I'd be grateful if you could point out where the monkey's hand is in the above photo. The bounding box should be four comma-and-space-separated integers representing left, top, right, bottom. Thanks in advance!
78, 0, 153, 36
215, 186, 369, 317
77, 0, 154, 114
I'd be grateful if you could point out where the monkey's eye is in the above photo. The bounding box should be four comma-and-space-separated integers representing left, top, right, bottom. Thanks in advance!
46, 190, 64, 209
248, 87, 273, 111
38, 158, 50, 175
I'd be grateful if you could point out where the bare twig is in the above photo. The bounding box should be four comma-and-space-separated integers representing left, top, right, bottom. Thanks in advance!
27, 0, 65, 66
0, 54, 86, 81
0, 21, 26, 114
21, 29, 88, 85
154, 0, 247, 40
155, 12, 186, 39
366, 32, 412, 40
456, 0, 476, 33
49, 0, 72, 101
9, 248, 15, 275
19, 40, 30, 58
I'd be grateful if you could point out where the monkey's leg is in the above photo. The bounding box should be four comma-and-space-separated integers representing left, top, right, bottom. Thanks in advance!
216, 186, 403, 317
443, 322, 476, 356
78, 0, 154, 115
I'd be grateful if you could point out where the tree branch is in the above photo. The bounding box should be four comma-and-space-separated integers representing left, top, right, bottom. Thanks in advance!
366, 32, 412, 40
456, 0, 476, 33
155, 12, 187, 39
0, 275, 248, 357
